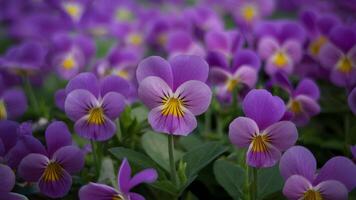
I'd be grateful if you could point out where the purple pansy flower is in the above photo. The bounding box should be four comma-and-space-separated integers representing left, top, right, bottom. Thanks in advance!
348, 87, 356, 115
280, 146, 356, 200
18, 121, 85, 198
165, 30, 205, 59
229, 89, 298, 168
0, 84, 27, 120
205, 30, 243, 60
64, 72, 129, 141
319, 25, 356, 88
256, 20, 305, 75
0, 164, 28, 200
79, 158, 158, 200
137, 55, 212, 136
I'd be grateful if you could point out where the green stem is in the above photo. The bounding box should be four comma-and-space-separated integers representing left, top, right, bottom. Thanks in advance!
116, 119, 122, 143
91, 140, 100, 177
23, 76, 39, 115
204, 107, 212, 136
168, 134, 178, 186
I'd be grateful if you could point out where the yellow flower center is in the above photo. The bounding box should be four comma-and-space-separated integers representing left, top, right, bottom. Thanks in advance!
0, 100, 7, 120
251, 134, 270, 152
62, 55, 76, 70
242, 5, 257, 22
289, 100, 302, 114
128, 33, 143, 46
63, 3, 82, 20
42, 162, 64, 182
87, 107, 105, 125
303, 189, 323, 200
115, 69, 129, 79
112, 194, 125, 200
226, 78, 238, 92
273, 51, 289, 68
309, 36, 328, 56
337, 56, 353, 73
161, 97, 185, 117
116, 8, 133, 22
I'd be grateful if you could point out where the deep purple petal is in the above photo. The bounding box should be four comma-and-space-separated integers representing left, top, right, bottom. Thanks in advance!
206, 51, 229, 69
1, 193, 28, 200
38, 168, 72, 198
314, 156, 356, 191
129, 169, 158, 190
102, 92, 125, 119
53, 146, 84, 174
169, 55, 209, 90
315, 180, 348, 200
65, 89, 99, 121
279, 146, 316, 182
100, 75, 131, 98
329, 25, 356, 52
330, 68, 356, 87
258, 37, 279, 60
138, 77, 173, 109
229, 117, 259, 148
0, 164, 15, 193
283, 175, 311, 200
349, 87, 356, 115
0, 120, 18, 153
118, 158, 131, 194
74, 116, 116, 141
209, 68, 230, 85
205, 30, 229, 53
174, 80, 212, 115
18, 153, 48, 182
128, 192, 145, 200
294, 79, 320, 100
65, 72, 100, 97
2, 89, 27, 119
54, 89, 66, 110
246, 143, 281, 168
136, 56, 173, 88
45, 121, 72, 157
279, 21, 305, 43
232, 49, 261, 71
242, 89, 286, 130
79, 183, 118, 200
148, 107, 197, 136
263, 121, 298, 151
234, 66, 258, 88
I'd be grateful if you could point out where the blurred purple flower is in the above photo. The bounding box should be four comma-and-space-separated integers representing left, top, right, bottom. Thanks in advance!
0, 83, 27, 120
79, 158, 157, 200
229, 89, 298, 168
280, 146, 356, 199
0, 120, 19, 164
18, 121, 85, 198
64, 73, 129, 141
165, 30, 205, 58
0, 164, 28, 200
205, 30, 243, 59
137, 55, 212, 136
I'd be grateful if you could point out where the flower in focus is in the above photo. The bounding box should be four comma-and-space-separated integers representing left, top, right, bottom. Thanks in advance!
137, 55, 212, 136
229, 89, 298, 168
280, 146, 356, 200
64, 72, 129, 141
18, 121, 85, 198
79, 158, 157, 200
256, 20, 305, 75
0, 164, 28, 200
319, 25, 356, 87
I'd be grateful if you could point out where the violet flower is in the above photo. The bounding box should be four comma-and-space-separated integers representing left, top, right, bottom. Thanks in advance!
18, 121, 85, 198
0, 120, 19, 164
348, 87, 356, 115
280, 146, 356, 199
319, 25, 356, 87
256, 20, 305, 75
0, 164, 28, 200
137, 55, 212, 136
0, 85, 27, 120
79, 158, 157, 200
229, 89, 298, 168
165, 30, 205, 58
64, 72, 129, 141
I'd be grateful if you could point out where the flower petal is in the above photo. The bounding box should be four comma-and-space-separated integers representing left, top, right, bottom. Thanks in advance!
283, 175, 312, 200
229, 117, 259, 148
263, 121, 298, 151
136, 56, 173, 88
45, 121, 72, 157
246, 143, 281, 168
0, 164, 15, 193
65, 72, 100, 97
129, 169, 158, 190
233, 66, 258, 88
348, 87, 356, 115
79, 182, 118, 200
128, 192, 145, 200
294, 79, 320, 100
54, 89, 66, 110
38, 168, 72, 198
318, 43, 342, 69
329, 25, 356, 52
0, 120, 18, 153
315, 180, 348, 200
282, 40, 302, 62
138, 77, 173, 109
53, 146, 85, 174
242, 89, 286, 130
65, 89, 98, 121
169, 55, 209, 90
118, 158, 131, 194
1, 193, 28, 200
18, 153, 48, 182
232, 49, 260, 71
209, 67, 230, 85
258, 37, 279, 59
279, 146, 316, 182
102, 92, 126, 119
174, 80, 212, 115
2, 89, 27, 119
100, 75, 131, 98
74, 116, 116, 141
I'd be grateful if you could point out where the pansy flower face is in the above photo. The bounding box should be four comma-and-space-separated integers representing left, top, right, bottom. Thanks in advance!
137, 55, 212, 136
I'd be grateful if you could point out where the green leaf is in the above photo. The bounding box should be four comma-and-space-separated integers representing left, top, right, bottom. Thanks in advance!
258, 165, 284, 199
141, 131, 183, 172
179, 134, 203, 151
213, 159, 245, 200
183, 142, 227, 179
98, 157, 117, 187
151, 180, 179, 195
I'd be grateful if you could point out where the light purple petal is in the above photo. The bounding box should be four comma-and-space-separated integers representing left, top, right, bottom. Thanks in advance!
246, 143, 281, 168
258, 37, 279, 60
45, 121, 72, 157
315, 180, 348, 200
0, 164, 15, 193
118, 158, 131, 194
233, 66, 258, 88
174, 80, 212, 115
169, 55, 209, 90
292, 95, 320, 126
232, 49, 260, 71
263, 121, 298, 151
38, 168, 72, 198
283, 175, 312, 200
2, 89, 27, 119
229, 117, 259, 148
79, 183, 118, 200
318, 43, 342, 69
209, 68, 230, 85
1, 193, 28, 200
330, 68, 356, 87
18, 153, 48, 182
65, 72, 100, 97
294, 79, 320, 100
349, 87, 356, 115
279, 146, 316, 182
100, 75, 131, 98
53, 146, 85, 174
148, 107, 197, 136
65, 89, 99, 121
129, 169, 158, 190
282, 40, 302, 62
138, 77, 173, 109
136, 56, 173, 88
101, 92, 125, 119
128, 192, 145, 200
314, 156, 356, 192
242, 89, 286, 130
74, 116, 116, 141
